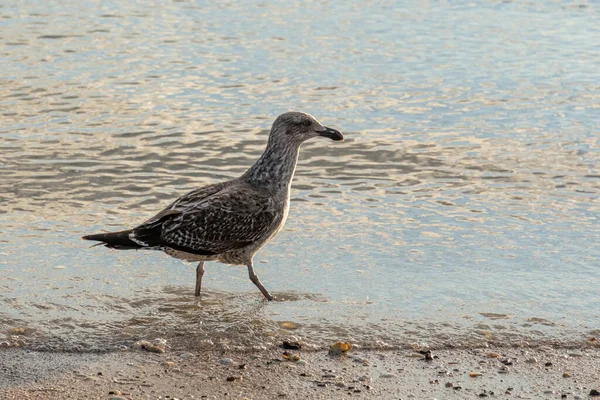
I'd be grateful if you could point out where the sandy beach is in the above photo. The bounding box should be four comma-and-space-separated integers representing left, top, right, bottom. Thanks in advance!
2, 2, 599, 400
2, 344, 599, 399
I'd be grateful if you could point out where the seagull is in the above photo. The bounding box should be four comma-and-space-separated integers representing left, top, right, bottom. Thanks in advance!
82, 112, 343, 300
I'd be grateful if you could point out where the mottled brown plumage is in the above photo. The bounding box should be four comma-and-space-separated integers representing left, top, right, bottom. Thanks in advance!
83, 112, 343, 300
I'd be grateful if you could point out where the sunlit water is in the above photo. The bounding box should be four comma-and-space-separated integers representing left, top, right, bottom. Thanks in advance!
1, 1, 599, 352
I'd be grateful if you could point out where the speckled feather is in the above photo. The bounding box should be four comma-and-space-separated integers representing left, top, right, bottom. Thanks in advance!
146, 182, 281, 262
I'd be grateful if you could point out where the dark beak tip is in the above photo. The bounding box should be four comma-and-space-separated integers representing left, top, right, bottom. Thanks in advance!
320, 126, 344, 142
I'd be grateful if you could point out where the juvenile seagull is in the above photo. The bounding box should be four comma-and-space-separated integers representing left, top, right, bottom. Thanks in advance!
82, 112, 343, 300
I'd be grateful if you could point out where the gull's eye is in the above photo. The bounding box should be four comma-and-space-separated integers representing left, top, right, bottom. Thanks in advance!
302, 120, 311, 127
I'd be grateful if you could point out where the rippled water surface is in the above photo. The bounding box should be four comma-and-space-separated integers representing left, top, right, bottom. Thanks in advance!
1, 1, 599, 351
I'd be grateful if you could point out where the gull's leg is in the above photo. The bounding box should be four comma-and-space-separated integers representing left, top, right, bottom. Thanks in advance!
247, 261, 273, 301
195, 261, 205, 297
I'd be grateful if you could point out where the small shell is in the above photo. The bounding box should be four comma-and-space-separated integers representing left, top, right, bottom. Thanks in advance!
329, 342, 352, 355
282, 351, 300, 361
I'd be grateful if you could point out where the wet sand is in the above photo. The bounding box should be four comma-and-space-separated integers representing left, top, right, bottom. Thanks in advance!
2, 345, 599, 399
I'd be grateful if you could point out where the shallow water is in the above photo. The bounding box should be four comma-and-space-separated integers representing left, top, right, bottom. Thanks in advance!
1, 1, 599, 352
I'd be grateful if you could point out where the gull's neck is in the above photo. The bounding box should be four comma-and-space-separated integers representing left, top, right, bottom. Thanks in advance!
242, 136, 301, 193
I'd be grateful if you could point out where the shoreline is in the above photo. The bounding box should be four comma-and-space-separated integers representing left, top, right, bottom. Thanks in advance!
2, 345, 599, 399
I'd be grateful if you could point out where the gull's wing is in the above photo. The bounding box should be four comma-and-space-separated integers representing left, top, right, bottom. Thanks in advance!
131, 181, 278, 256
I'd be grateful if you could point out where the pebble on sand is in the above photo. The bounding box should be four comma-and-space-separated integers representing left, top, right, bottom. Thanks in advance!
282, 340, 302, 350
424, 350, 434, 362
282, 351, 300, 361
329, 342, 352, 355
278, 321, 300, 330
133, 340, 166, 353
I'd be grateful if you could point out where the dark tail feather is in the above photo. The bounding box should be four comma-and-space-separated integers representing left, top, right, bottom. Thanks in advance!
82, 229, 142, 250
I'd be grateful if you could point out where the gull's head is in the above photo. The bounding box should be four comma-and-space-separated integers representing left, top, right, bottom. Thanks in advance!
270, 111, 343, 145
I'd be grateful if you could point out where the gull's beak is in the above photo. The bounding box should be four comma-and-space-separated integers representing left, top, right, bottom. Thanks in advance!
317, 126, 344, 141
